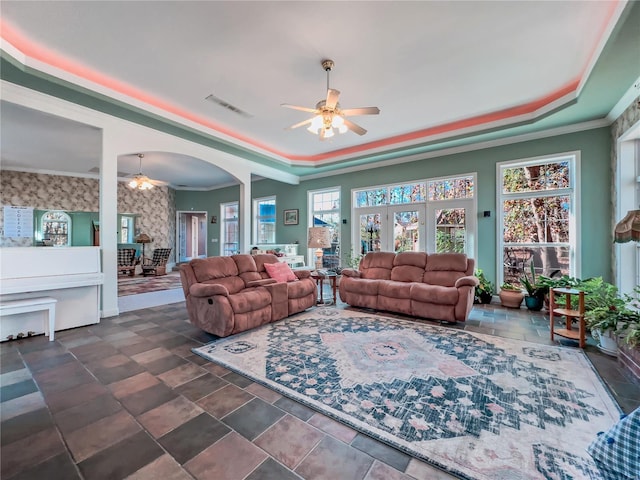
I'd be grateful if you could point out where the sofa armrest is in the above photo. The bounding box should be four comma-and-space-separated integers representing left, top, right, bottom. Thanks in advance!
246, 278, 277, 287
342, 268, 361, 278
294, 270, 311, 279
455, 276, 479, 288
189, 283, 229, 298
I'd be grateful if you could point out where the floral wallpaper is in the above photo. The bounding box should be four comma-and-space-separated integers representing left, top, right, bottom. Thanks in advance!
0, 171, 176, 262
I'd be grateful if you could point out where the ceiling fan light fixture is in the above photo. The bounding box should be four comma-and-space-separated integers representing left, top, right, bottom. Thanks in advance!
307, 115, 323, 134
283, 59, 379, 139
128, 174, 154, 190
128, 154, 154, 190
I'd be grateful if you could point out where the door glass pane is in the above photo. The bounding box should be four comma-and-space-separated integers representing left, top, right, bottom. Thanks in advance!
393, 210, 420, 252
359, 214, 381, 254
435, 208, 466, 253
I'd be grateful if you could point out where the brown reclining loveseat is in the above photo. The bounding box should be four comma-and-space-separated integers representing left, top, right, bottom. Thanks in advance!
180, 254, 316, 337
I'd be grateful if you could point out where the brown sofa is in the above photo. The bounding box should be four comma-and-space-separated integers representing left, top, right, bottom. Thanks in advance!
180, 254, 316, 337
339, 251, 478, 323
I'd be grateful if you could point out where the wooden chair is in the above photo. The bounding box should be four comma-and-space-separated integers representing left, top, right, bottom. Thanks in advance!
117, 248, 138, 276
142, 248, 172, 276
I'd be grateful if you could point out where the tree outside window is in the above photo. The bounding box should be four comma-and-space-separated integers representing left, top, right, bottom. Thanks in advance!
499, 157, 575, 285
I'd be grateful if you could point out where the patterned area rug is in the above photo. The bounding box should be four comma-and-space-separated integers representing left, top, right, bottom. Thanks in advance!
117, 271, 182, 296
192, 308, 621, 479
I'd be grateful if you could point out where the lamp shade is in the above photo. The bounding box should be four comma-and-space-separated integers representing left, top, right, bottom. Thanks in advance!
307, 227, 332, 249
614, 210, 640, 243
135, 233, 152, 244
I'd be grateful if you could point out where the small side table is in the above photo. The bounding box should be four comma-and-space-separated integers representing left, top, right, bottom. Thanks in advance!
550, 287, 586, 348
310, 272, 338, 305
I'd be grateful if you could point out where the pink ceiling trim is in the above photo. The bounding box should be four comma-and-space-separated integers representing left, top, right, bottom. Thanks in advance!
0, 20, 288, 158
1, 2, 620, 164
288, 82, 580, 162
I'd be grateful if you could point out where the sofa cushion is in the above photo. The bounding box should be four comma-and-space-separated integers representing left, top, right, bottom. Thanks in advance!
342, 277, 380, 296
264, 262, 297, 283
191, 257, 238, 282
286, 278, 316, 299
411, 283, 459, 305
378, 280, 412, 299
202, 277, 246, 295
228, 288, 272, 314
391, 252, 427, 283
360, 252, 395, 280
425, 253, 468, 271
233, 254, 262, 284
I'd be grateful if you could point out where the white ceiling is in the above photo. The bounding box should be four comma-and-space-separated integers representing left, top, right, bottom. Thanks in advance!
0, 1, 637, 188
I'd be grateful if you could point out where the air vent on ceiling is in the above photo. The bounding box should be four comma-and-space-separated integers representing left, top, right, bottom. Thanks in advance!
205, 94, 253, 118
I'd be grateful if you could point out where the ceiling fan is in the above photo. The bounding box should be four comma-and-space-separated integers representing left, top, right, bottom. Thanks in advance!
282, 59, 380, 140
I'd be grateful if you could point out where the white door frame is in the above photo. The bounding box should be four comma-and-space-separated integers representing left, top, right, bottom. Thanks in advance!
176, 210, 208, 263
426, 198, 476, 258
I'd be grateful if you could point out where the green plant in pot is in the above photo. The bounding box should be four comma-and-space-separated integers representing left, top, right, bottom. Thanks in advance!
619, 287, 640, 348
536, 272, 581, 309
581, 277, 627, 355
474, 269, 494, 304
520, 263, 548, 311
499, 282, 524, 308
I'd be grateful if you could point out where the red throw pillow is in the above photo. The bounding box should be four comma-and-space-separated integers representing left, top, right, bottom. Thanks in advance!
264, 262, 297, 283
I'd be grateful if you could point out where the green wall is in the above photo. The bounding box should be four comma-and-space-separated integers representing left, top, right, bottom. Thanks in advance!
176, 127, 612, 286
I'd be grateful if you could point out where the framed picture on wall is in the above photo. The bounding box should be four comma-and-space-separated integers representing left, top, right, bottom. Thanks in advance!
284, 209, 298, 225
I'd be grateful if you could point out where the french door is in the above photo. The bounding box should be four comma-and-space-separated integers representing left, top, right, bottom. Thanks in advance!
354, 206, 425, 254
354, 200, 475, 257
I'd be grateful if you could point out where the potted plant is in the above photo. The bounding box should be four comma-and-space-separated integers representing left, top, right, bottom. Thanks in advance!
499, 282, 524, 308
616, 288, 640, 383
474, 269, 494, 304
520, 263, 547, 311
536, 272, 581, 309
581, 277, 627, 355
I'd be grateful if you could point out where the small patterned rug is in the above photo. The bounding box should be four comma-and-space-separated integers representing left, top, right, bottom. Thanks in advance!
117, 271, 182, 296
192, 308, 621, 480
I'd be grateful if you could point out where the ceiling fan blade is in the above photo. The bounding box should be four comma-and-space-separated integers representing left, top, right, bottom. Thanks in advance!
325, 89, 340, 109
285, 118, 313, 130
344, 118, 367, 136
281, 103, 318, 113
341, 106, 380, 116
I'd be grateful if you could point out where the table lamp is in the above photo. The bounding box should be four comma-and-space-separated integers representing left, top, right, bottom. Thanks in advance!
308, 227, 332, 269
135, 233, 152, 261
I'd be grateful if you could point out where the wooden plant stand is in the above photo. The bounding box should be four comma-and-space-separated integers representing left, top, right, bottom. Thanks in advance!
550, 287, 586, 348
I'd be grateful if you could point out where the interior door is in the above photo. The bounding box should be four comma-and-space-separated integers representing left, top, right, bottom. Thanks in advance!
426, 200, 475, 257
191, 216, 199, 258
178, 213, 188, 262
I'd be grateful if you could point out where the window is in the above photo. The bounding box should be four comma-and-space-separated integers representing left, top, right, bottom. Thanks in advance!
254, 196, 276, 244
351, 175, 476, 257
309, 188, 341, 268
119, 216, 134, 243
221, 202, 239, 256
498, 153, 578, 286
41, 211, 71, 246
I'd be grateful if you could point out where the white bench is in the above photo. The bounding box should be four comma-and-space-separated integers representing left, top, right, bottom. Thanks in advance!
0, 297, 57, 341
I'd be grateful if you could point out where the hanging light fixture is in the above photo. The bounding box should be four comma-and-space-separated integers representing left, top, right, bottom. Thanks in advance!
303, 60, 349, 140
128, 154, 154, 190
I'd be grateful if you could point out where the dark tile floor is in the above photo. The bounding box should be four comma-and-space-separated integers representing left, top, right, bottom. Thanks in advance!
1, 299, 638, 480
